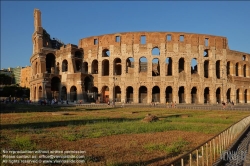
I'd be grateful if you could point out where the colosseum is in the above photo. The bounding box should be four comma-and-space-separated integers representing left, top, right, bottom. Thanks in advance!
30, 9, 250, 104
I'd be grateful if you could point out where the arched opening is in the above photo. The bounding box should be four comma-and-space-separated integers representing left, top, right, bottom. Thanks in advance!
243, 64, 246, 77
76, 60, 82, 72
126, 86, 133, 103
204, 87, 209, 103
204, 60, 209, 78
226, 88, 231, 102
152, 86, 160, 102
102, 60, 109, 76
226, 61, 230, 75
75, 51, 82, 58
165, 57, 173, 76
46, 53, 55, 73
114, 86, 121, 102
91, 87, 98, 102
178, 86, 185, 103
216, 60, 220, 79
191, 87, 197, 104
70, 86, 77, 102
203, 50, 208, 57
91, 60, 98, 74
235, 63, 239, 76
236, 89, 240, 103
242, 55, 246, 61
165, 86, 172, 103
114, 58, 122, 75
62, 60, 68, 72
84, 76, 92, 93
82, 62, 89, 74
139, 86, 147, 103
61, 86, 67, 100
139, 57, 147, 73
178, 58, 185, 73
152, 58, 160, 76
244, 89, 247, 103
152, 47, 160, 55
102, 49, 110, 57
51, 77, 61, 100
101, 86, 109, 103
216, 88, 221, 103
34, 87, 36, 100
39, 86, 42, 100
191, 58, 198, 74
126, 57, 134, 73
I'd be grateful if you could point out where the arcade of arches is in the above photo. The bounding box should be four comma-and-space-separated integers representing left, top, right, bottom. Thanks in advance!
30, 9, 250, 104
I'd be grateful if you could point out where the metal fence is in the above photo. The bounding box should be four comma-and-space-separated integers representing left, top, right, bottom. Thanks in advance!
167, 115, 250, 166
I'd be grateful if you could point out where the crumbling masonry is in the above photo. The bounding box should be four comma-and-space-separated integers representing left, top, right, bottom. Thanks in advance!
30, 9, 250, 104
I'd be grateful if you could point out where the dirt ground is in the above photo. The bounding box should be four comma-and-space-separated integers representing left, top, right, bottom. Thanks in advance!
31, 130, 214, 165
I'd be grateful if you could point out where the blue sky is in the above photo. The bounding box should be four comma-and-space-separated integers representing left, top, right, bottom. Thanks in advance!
1, 1, 250, 69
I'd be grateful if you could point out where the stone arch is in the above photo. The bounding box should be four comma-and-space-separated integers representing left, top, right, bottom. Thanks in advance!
152, 47, 160, 56
34, 86, 36, 101
62, 59, 68, 72
61, 86, 67, 100
91, 60, 98, 74
46, 53, 56, 73
204, 87, 210, 104
178, 58, 185, 73
39, 86, 42, 100
226, 88, 231, 102
216, 88, 221, 103
51, 76, 61, 100
139, 86, 147, 103
165, 86, 173, 103
165, 57, 173, 76
101, 86, 109, 103
114, 58, 122, 75
70, 86, 77, 102
139, 57, 147, 73
126, 57, 134, 73
102, 60, 109, 76
191, 87, 197, 103
178, 86, 185, 103
216, 60, 220, 79
235, 62, 239, 76
152, 86, 160, 102
114, 86, 121, 102
244, 89, 247, 103
102, 49, 110, 57
76, 60, 82, 72
236, 89, 240, 103
126, 86, 133, 103
75, 51, 82, 58
204, 60, 209, 78
191, 58, 198, 74
243, 64, 246, 77
152, 58, 160, 76
84, 76, 92, 92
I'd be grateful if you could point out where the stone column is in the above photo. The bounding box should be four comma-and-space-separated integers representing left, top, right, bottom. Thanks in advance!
185, 86, 191, 104
133, 85, 138, 103
172, 86, 178, 104
160, 85, 165, 104
148, 86, 152, 104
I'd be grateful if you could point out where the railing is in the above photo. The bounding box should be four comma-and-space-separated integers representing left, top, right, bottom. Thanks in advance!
167, 115, 250, 166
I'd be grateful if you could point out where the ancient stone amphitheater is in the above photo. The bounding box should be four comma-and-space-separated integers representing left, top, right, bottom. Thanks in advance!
30, 9, 250, 104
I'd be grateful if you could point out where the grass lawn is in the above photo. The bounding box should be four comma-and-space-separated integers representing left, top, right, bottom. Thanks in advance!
1, 104, 249, 165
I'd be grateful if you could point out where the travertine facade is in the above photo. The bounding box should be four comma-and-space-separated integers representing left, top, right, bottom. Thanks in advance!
29, 9, 250, 104
20, 66, 31, 88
